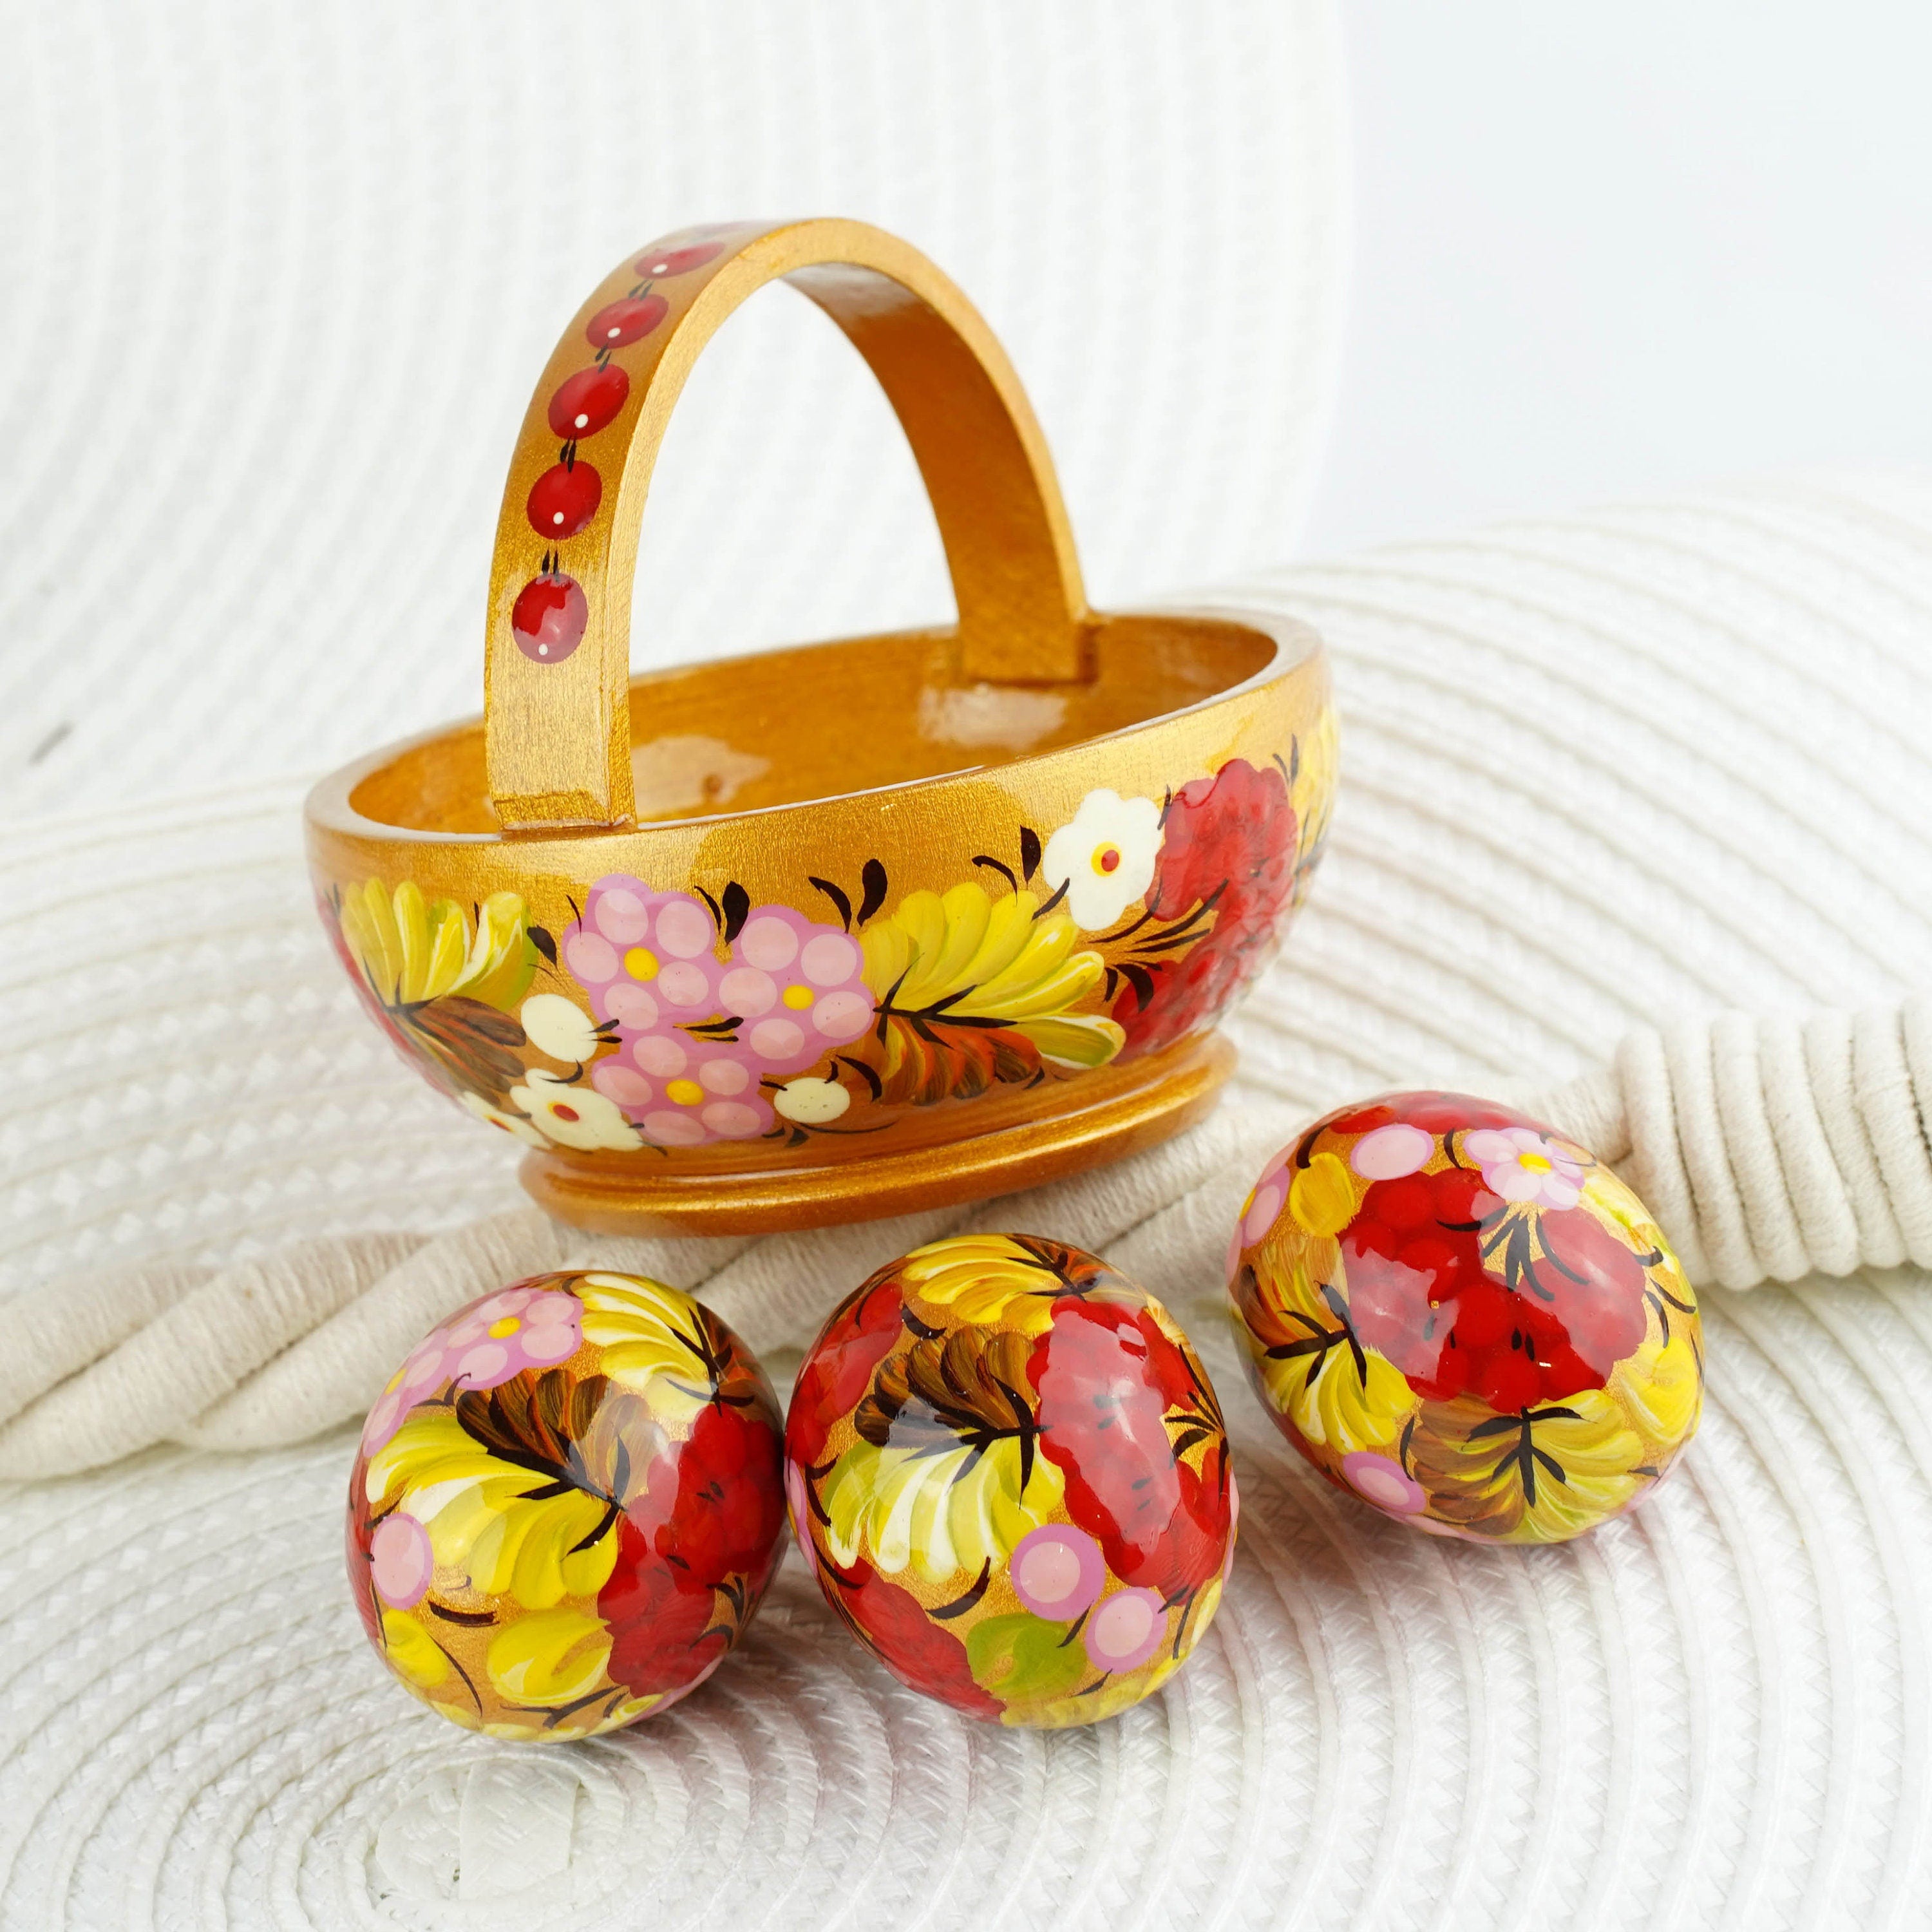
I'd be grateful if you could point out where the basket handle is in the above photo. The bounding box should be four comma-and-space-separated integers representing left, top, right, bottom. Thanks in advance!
484, 217, 1091, 833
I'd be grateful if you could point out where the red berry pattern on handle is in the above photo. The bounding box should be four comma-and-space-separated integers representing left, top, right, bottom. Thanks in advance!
510, 574, 589, 663
636, 241, 723, 278
584, 295, 668, 349
509, 229, 731, 667
526, 462, 603, 540
547, 365, 630, 439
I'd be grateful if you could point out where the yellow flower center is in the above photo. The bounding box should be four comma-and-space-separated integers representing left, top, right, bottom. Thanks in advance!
665, 1079, 705, 1105
623, 947, 659, 980
1519, 1152, 1552, 1173
782, 984, 815, 1009
488, 1316, 522, 1338
1091, 844, 1121, 875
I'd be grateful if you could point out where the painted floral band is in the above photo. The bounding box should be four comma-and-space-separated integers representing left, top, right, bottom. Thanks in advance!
321, 728, 1336, 1159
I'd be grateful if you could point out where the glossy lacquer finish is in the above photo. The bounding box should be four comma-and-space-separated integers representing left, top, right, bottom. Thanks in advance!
1227, 1092, 1703, 1544
347, 1272, 784, 1739
304, 218, 1339, 1236
786, 1236, 1235, 1727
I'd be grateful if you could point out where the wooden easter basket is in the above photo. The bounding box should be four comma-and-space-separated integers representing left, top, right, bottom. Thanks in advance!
305, 218, 1336, 1234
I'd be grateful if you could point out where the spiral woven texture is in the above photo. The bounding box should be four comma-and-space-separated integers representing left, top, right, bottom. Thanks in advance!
4, 473, 1932, 1925
0, 0, 1345, 818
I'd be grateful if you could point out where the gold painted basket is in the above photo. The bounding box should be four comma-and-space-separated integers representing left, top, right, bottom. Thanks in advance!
305, 218, 1337, 1234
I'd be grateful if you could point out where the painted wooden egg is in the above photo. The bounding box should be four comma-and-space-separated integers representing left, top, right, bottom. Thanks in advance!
1227, 1092, 1702, 1544
347, 1271, 785, 1740
786, 1235, 1236, 1727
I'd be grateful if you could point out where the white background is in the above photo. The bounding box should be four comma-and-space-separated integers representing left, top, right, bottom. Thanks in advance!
1311, 0, 1932, 553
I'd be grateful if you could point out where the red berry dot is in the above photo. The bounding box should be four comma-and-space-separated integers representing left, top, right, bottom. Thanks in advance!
585, 294, 668, 348
634, 240, 723, 278
526, 461, 602, 540
1537, 1344, 1602, 1401
553, 1104, 580, 1123
547, 364, 630, 439
511, 574, 588, 664
1397, 1232, 1463, 1291
1427, 1338, 1473, 1399
1098, 846, 1121, 873
1430, 1166, 1497, 1225
1476, 1347, 1540, 1414
1448, 1282, 1512, 1349
1348, 1218, 1403, 1264
1372, 1175, 1435, 1234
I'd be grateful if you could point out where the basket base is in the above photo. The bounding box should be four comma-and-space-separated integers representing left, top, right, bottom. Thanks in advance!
519, 1033, 1237, 1236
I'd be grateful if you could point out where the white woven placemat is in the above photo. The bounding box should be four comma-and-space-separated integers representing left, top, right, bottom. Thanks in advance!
5, 475, 1932, 1926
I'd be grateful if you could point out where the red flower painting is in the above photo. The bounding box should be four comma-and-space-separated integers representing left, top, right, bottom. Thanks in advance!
1113, 757, 1300, 1056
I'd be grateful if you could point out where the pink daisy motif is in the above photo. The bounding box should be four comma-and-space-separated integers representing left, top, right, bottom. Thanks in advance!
1010, 1523, 1107, 1620
1229, 1150, 1293, 1278
360, 1283, 587, 1457
1349, 1121, 1434, 1180
441, 1285, 583, 1389
1463, 1126, 1587, 1210
562, 875, 875, 1148
1082, 1587, 1169, 1673
1341, 1451, 1428, 1515
359, 1331, 454, 1458
370, 1512, 434, 1608
785, 1457, 813, 1560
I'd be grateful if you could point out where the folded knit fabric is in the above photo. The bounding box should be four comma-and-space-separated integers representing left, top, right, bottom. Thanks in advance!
4, 995, 1931, 1479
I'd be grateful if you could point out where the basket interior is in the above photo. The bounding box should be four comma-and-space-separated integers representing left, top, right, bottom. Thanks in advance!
346, 612, 1288, 834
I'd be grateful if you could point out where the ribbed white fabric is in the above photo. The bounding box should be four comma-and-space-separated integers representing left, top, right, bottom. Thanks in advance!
5, 475, 1932, 1926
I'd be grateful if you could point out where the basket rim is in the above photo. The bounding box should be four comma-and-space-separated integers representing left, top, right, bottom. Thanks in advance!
305, 602, 1325, 851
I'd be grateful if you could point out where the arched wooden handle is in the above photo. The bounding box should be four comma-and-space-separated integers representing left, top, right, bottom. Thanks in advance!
484, 218, 1092, 833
